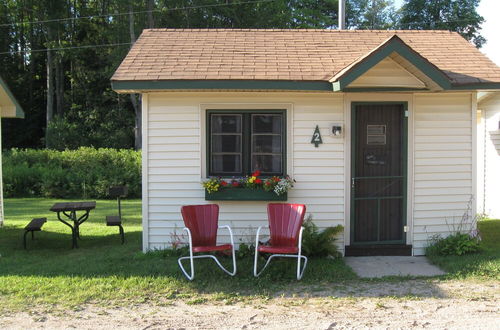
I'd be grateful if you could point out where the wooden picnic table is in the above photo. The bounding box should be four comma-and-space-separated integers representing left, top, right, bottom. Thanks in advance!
50, 201, 96, 248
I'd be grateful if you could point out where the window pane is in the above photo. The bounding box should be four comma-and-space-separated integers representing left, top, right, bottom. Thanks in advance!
212, 155, 241, 173
252, 115, 282, 134
252, 155, 282, 173
211, 115, 241, 133
212, 135, 241, 153
253, 135, 281, 153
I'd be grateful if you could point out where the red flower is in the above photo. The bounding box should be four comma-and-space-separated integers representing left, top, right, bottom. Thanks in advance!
232, 181, 239, 187
265, 181, 271, 186
220, 181, 228, 186
255, 178, 262, 184
252, 170, 261, 177
273, 176, 280, 182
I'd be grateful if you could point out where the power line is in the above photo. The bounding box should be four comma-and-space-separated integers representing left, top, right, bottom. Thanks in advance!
0, 0, 278, 28
0, 42, 132, 55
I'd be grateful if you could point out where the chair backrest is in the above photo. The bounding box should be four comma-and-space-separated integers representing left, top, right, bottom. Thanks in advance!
109, 186, 128, 198
267, 203, 306, 247
181, 204, 219, 247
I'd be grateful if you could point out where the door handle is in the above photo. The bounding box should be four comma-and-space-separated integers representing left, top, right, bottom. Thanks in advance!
351, 178, 355, 189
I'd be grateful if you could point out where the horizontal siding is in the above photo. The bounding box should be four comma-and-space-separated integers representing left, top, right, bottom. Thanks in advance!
479, 93, 500, 218
412, 93, 474, 255
145, 93, 345, 252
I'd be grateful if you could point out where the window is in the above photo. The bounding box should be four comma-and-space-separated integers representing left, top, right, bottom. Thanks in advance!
207, 110, 286, 177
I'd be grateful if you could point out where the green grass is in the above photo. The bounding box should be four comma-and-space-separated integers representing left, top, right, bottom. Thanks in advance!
1, 198, 499, 312
426, 219, 500, 280
0, 198, 355, 311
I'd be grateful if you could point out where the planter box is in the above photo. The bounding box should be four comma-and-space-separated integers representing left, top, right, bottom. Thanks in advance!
205, 188, 287, 201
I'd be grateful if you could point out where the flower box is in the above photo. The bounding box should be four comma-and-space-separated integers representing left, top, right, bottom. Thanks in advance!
205, 188, 287, 201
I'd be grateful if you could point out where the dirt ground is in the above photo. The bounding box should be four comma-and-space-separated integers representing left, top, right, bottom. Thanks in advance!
1, 279, 498, 329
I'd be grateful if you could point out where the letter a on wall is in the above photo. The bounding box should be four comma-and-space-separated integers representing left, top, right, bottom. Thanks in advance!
311, 125, 323, 148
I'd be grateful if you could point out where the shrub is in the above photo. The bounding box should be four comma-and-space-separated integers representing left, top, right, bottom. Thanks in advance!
426, 233, 481, 256
301, 215, 343, 258
425, 197, 481, 256
2, 148, 141, 198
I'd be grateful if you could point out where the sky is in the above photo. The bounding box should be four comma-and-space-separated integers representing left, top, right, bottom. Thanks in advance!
393, 0, 500, 66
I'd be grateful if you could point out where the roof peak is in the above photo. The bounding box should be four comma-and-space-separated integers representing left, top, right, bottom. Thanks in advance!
142, 28, 456, 34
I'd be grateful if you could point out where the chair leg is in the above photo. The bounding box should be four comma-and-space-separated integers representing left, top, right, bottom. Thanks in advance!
119, 225, 125, 244
23, 231, 29, 249
296, 255, 308, 280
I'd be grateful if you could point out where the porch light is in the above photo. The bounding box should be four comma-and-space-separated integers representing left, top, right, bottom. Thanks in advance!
331, 124, 343, 137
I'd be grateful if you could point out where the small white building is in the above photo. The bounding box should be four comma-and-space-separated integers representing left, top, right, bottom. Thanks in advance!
112, 29, 500, 256
0, 76, 25, 225
477, 92, 500, 219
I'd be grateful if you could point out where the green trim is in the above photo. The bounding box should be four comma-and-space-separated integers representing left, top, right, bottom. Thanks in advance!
112, 80, 333, 91
451, 83, 500, 90
350, 102, 408, 246
205, 188, 287, 201
342, 87, 428, 92
333, 36, 452, 92
0, 76, 24, 118
206, 109, 286, 177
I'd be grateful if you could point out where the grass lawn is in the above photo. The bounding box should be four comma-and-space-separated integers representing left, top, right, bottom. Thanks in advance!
1, 198, 498, 312
0, 198, 356, 312
426, 219, 500, 280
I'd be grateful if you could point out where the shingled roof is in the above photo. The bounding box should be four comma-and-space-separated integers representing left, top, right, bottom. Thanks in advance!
112, 29, 500, 91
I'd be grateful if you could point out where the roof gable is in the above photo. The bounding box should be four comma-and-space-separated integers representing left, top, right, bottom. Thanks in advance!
348, 57, 426, 89
331, 35, 451, 91
0, 76, 24, 119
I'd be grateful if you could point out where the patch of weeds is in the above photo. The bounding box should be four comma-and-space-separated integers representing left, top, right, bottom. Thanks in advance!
186, 297, 208, 305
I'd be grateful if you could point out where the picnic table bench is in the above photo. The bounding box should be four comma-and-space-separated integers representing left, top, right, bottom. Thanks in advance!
23, 217, 47, 249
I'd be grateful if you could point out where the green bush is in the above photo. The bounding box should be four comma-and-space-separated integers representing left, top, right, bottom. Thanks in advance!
426, 233, 481, 256
2, 148, 141, 198
301, 215, 343, 258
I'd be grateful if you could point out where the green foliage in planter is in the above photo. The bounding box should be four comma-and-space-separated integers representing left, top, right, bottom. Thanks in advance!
2, 148, 141, 199
301, 215, 344, 258
426, 233, 481, 256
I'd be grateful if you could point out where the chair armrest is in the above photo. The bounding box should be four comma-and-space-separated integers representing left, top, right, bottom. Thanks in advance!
181, 227, 193, 249
255, 226, 270, 247
218, 225, 235, 247
298, 226, 305, 252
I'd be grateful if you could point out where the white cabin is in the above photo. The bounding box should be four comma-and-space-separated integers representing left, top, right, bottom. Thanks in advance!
112, 29, 500, 256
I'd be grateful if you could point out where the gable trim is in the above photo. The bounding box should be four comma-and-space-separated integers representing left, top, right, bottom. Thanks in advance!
331, 35, 452, 92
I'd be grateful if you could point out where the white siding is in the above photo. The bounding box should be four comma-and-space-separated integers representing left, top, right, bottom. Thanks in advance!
0, 115, 3, 225
144, 92, 345, 252
413, 93, 474, 255
143, 91, 477, 257
478, 93, 500, 218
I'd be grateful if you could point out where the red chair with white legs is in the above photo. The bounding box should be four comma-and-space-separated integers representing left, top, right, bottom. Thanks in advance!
254, 203, 307, 280
178, 204, 237, 280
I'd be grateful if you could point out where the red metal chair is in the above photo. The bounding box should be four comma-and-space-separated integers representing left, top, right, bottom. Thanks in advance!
178, 204, 236, 280
253, 203, 307, 280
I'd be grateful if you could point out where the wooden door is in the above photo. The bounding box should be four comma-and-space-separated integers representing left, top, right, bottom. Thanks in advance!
351, 103, 407, 245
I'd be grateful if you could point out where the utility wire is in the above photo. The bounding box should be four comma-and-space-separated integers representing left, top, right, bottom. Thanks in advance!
0, 42, 133, 55
0, 0, 278, 28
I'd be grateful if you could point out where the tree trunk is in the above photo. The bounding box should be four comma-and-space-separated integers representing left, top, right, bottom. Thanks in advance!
129, 1, 142, 150
46, 47, 54, 148
147, 0, 154, 28
55, 56, 64, 117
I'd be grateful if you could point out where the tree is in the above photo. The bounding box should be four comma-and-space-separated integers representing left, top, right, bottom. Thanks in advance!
399, 0, 485, 47
347, 0, 399, 29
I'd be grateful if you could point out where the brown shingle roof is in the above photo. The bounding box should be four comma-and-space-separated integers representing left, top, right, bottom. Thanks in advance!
112, 29, 500, 86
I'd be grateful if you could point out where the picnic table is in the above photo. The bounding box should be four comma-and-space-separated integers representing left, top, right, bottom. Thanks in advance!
50, 201, 96, 248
